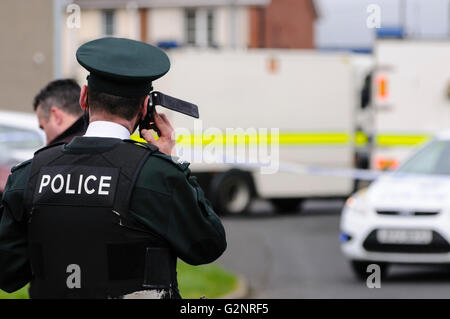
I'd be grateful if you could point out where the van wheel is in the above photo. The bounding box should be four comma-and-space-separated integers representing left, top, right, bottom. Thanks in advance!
271, 198, 303, 214
210, 169, 254, 215
350, 260, 389, 281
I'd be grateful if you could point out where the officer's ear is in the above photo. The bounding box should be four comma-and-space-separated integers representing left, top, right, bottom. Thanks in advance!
80, 85, 89, 111
140, 95, 150, 120
49, 106, 64, 125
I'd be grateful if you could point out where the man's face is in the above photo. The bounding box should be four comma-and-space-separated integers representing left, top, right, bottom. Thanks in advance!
36, 105, 61, 144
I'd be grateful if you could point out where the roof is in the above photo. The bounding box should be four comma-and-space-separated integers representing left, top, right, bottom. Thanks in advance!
73, 0, 271, 9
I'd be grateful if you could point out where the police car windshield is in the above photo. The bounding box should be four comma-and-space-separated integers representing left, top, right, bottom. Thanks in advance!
396, 140, 450, 176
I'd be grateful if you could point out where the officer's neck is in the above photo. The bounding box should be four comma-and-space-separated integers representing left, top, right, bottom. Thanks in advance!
89, 112, 136, 135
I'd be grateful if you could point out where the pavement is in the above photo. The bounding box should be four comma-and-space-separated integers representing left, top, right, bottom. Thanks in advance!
217, 199, 450, 298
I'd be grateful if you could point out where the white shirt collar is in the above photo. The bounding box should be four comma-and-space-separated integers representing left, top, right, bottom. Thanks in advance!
84, 121, 131, 140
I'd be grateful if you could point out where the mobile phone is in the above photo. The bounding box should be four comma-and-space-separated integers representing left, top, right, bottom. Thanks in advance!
139, 95, 161, 138
139, 91, 199, 139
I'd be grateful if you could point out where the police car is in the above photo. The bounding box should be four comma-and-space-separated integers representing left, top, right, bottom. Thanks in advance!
340, 131, 450, 279
0, 111, 45, 193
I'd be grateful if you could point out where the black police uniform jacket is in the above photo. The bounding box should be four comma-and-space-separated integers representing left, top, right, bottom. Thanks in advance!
0, 137, 227, 298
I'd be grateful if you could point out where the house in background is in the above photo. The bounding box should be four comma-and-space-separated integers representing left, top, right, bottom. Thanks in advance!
65, 0, 317, 78
69, 0, 317, 48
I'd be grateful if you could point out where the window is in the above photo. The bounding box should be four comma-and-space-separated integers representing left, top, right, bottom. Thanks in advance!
207, 10, 215, 47
103, 9, 115, 36
186, 9, 196, 45
184, 8, 215, 47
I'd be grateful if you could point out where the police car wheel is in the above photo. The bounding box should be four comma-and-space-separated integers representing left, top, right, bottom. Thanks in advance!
350, 260, 389, 281
210, 170, 254, 215
271, 198, 303, 214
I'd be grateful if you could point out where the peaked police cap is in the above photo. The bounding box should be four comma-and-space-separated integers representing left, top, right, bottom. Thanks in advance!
76, 37, 170, 98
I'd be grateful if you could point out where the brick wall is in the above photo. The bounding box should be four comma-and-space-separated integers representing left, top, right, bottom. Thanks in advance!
250, 0, 316, 49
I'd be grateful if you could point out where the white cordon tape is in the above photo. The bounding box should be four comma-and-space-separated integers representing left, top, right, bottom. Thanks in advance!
277, 162, 384, 181
222, 159, 382, 181
211, 154, 447, 181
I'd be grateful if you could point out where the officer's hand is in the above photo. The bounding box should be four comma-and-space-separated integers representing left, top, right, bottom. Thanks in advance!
141, 112, 176, 156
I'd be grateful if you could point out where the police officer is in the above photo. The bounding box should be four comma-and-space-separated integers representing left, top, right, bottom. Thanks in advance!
0, 37, 227, 299
33, 79, 88, 145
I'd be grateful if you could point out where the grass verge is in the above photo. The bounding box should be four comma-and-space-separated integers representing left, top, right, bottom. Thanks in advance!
177, 261, 238, 299
0, 261, 237, 299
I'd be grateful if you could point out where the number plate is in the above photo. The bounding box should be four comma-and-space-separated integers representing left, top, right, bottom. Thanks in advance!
376, 229, 432, 245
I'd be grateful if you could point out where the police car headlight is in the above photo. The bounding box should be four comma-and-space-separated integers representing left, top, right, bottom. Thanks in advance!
345, 189, 370, 215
